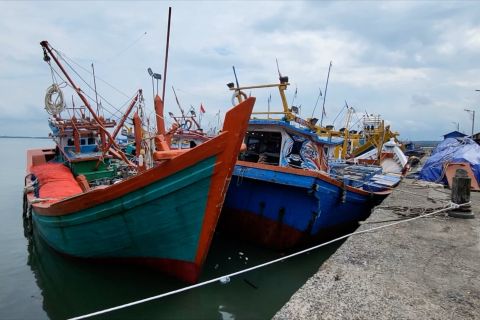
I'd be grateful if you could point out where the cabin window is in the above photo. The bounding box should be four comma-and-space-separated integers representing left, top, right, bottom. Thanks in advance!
240, 131, 282, 165
80, 139, 86, 145
67, 138, 74, 146
88, 137, 95, 145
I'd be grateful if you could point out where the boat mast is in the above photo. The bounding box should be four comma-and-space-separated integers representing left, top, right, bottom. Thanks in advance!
111, 90, 142, 141
40, 40, 134, 166
320, 61, 332, 128
154, 7, 172, 149
274, 60, 292, 120
161, 7, 172, 105
278, 77, 292, 120
91, 63, 100, 115
341, 104, 353, 159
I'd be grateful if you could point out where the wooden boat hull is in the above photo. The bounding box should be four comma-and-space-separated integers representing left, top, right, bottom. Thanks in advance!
220, 161, 390, 250
27, 98, 256, 283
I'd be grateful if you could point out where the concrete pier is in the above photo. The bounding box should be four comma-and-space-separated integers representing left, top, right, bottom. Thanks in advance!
273, 179, 479, 320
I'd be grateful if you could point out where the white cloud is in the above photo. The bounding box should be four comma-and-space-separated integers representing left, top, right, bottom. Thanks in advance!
0, 1, 479, 139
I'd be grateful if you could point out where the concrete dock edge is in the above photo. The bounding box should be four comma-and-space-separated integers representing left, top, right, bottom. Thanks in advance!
273, 179, 480, 320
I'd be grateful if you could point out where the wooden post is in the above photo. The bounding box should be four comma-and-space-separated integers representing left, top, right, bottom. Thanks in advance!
449, 168, 474, 219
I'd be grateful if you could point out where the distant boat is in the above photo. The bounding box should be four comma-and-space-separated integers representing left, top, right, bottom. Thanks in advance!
219, 75, 400, 250
23, 40, 255, 283
403, 141, 426, 158
313, 105, 409, 175
353, 137, 410, 175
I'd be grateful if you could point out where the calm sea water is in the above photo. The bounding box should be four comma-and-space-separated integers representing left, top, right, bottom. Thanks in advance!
0, 138, 342, 320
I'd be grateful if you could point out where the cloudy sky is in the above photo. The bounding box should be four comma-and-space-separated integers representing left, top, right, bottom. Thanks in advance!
1, 1, 479, 140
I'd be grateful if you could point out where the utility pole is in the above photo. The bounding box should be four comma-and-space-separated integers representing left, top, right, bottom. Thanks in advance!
464, 109, 475, 136
451, 121, 459, 131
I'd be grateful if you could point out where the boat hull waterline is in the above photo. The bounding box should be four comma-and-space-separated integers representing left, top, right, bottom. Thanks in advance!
222, 161, 391, 250
27, 97, 256, 283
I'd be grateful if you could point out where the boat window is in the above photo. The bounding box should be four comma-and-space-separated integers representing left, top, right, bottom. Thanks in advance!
80, 139, 86, 146
67, 138, 74, 146
240, 131, 282, 165
88, 137, 95, 145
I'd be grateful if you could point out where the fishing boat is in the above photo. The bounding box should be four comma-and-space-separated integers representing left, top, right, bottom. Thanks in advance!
219, 75, 400, 249
345, 115, 409, 175
403, 141, 426, 158
305, 62, 409, 174
314, 107, 409, 175
23, 40, 255, 283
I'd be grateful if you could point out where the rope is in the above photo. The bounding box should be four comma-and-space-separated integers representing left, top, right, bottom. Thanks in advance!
55, 49, 130, 99
44, 84, 65, 115
48, 65, 142, 127
53, 49, 125, 120
68, 200, 469, 320
30, 198, 58, 203
48, 54, 176, 135
331, 103, 346, 127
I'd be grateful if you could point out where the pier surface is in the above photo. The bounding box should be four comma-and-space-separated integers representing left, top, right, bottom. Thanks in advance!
274, 178, 479, 320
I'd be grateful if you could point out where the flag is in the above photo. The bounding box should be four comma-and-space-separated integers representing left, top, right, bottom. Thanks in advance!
200, 103, 206, 113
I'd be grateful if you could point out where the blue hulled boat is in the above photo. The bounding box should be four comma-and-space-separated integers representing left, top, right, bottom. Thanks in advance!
220, 76, 400, 249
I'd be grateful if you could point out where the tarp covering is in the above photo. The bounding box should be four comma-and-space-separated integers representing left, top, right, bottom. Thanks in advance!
31, 163, 83, 199
419, 137, 480, 184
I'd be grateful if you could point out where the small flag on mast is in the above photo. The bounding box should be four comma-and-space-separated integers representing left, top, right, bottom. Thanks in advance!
200, 103, 206, 113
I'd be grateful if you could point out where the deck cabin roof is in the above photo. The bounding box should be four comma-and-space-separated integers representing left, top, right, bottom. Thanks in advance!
249, 119, 344, 146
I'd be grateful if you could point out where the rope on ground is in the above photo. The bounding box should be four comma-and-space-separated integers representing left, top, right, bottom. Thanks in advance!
375, 205, 448, 218
68, 200, 470, 320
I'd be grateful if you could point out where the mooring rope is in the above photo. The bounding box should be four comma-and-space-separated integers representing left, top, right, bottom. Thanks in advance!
68, 200, 470, 320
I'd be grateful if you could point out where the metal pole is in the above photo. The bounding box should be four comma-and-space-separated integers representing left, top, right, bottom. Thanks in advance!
320, 61, 332, 127
91, 63, 100, 114
452, 121, 459, 131
161, 7, 172, 104
465, 109, 475, 136
472, 110, 475, 138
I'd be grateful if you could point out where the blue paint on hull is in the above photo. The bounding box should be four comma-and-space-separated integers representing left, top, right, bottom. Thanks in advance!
224, 164, 387, 241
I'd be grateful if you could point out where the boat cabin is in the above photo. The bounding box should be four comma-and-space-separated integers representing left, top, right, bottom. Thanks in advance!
48, 112, 118, 183
239, 119, 343, 171
171, 133, 209, 149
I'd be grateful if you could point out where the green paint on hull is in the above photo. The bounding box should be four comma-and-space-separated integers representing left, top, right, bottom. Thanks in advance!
32, 156, 216, 263
69, 159, 116, 182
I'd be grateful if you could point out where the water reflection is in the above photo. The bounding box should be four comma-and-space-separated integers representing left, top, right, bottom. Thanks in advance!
25, 220, 342, 320
26, 225, 184, 319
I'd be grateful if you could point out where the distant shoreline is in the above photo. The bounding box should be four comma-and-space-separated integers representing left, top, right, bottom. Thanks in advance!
0, 136, 50, 139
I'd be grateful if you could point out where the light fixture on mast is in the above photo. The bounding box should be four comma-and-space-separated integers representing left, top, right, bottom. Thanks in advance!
147, 67, 162, 98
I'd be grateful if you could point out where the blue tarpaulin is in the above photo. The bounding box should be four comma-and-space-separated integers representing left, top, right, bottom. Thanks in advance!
419, 137, 480, 184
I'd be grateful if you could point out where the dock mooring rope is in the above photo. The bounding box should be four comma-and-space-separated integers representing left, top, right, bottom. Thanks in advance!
68, 201, 469, 320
